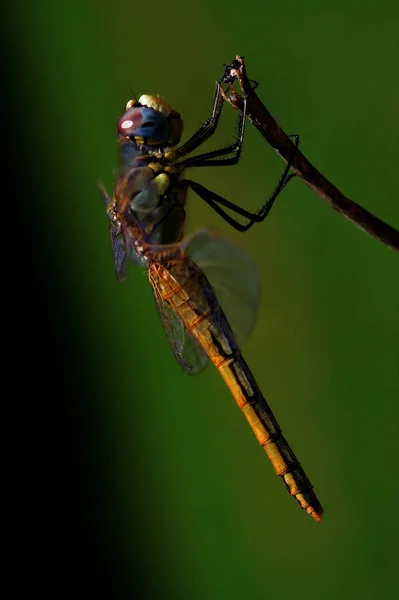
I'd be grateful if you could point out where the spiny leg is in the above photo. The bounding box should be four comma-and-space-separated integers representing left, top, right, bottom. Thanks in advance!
176, 95, 247, 169
188, 180, 258, 231
175, 76, 260, 169
171, 81, 225, 160
187, 134, 299, 232
256, 134, 299, 223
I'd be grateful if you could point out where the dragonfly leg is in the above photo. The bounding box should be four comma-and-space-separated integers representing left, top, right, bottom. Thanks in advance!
186, 133, 299, 232
176, 96, 247, 169
171, 81, 225, 159
188, 180, 266, 232
221, 59, 259, 93
254, 134, 299, 223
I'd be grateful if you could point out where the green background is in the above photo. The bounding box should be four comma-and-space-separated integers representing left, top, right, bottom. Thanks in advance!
14, 0, 399, 597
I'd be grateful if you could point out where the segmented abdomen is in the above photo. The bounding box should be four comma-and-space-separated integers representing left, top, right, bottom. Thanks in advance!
153, 259, 323, 522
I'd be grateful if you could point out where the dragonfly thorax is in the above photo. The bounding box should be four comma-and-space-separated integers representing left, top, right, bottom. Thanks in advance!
115, 165, 187, 247
118, 95, 183, 149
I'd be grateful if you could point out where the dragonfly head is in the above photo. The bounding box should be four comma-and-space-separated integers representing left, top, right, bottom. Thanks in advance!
117, 95, 183, 148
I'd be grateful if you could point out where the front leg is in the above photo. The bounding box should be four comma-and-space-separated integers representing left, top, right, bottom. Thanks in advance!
168, 81, 225, 161
176, 92, 247, 169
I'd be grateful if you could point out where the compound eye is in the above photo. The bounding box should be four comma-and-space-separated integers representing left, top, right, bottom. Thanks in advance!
117, 107, 145, 138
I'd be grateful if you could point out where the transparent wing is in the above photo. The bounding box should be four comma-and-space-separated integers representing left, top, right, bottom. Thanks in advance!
99, 182, 127, 282
110, 224, 126, 282
151, 284, 209, 375
182, 229, 261, 346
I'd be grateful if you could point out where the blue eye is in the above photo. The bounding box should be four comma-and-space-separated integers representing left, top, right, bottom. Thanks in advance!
117, 106, 171, 144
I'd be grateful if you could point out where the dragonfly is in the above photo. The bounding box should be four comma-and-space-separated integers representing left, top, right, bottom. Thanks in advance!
100, 86, 323, 522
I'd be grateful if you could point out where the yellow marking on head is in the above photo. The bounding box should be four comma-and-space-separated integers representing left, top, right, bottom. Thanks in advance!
125, 99, 138, 110
139, 95, 174, 117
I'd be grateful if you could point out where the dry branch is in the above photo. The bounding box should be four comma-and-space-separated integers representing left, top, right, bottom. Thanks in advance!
222, 56, 399, 253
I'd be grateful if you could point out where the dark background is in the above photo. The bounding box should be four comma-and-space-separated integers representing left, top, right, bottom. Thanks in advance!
12, 1, 399, 598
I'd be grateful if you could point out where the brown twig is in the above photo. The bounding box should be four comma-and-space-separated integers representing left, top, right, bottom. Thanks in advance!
222, 56, 399, 253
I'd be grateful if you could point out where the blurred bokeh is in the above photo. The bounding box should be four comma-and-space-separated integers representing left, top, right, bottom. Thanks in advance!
13, 0, 399, 597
